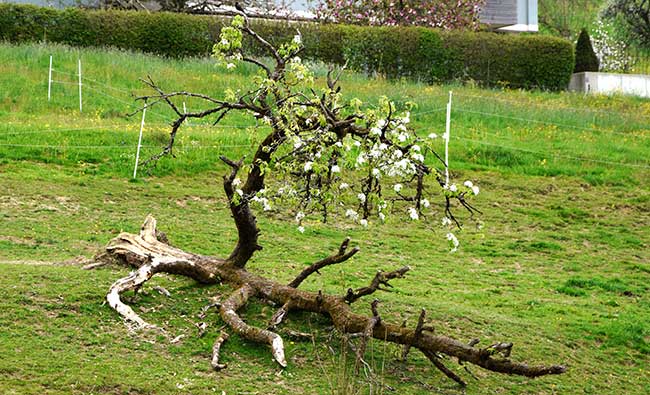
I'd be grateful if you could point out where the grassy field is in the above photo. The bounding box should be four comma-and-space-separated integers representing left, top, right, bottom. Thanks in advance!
1, 42, 649, 394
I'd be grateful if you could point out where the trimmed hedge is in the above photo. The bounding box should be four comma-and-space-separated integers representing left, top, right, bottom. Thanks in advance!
0, 5, 215, 57
0, 4, 575, 90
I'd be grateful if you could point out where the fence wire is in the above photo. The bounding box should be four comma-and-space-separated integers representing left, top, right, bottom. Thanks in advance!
3, 66, 642, 173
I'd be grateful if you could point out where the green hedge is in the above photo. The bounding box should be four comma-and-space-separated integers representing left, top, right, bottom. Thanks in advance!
0, 4, 575, 90
0, 5, 216, 57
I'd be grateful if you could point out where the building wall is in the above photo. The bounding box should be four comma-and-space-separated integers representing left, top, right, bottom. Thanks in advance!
480, 0, 518, 26
480, 0, 538, 32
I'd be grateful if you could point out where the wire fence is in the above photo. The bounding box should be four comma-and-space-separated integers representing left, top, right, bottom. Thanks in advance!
452, 107, 650, 139
3, 60, 649, 175
453, 92, 650, 121
455, 136, 650, 170
0, 142, 254, 149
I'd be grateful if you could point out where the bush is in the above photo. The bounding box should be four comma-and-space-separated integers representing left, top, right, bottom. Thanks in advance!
0, 4, 575, 90
574, 28, 600, 72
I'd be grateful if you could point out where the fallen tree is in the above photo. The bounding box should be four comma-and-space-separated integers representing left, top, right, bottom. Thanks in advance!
98, 12, 566, 388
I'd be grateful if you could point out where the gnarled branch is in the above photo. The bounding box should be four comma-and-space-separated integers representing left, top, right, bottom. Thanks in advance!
344, 266, 411, 303
355, 299, 381, 374
211, 331, 230, 371
268, 299, 291, 330
288, 237, 360, 288
219, 284, 287, 367
401, 308, 427, 361
423, 350, 467, 387
103, 216, 566, 387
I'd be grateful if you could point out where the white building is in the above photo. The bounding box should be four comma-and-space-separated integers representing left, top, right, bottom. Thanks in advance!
480, 0, 538, 32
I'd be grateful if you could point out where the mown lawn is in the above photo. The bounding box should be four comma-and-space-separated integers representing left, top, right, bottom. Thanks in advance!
0, 42, 649, 394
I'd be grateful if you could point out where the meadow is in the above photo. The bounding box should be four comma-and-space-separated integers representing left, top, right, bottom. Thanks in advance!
0, 42, 649, 394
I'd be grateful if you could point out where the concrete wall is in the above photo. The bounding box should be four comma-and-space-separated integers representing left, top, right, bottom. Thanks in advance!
569, 72, 650, 98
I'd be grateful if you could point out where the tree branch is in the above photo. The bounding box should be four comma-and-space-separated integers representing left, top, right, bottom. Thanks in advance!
211, 331, 230, 371
344, 266, 411, 303
268, 299, 291, 330
423, 350, 467, 387
242, 56, 271, 77
401, 308, 426, 361
288, 237, 360, 288
104, 216, 567, 386
355, 299, 381, 374
219, 284, 287, 367
233, 9, 284, 65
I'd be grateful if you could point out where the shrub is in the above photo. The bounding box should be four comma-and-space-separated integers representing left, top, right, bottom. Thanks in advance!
574, 28, 600, 72
0, 4, 575, 90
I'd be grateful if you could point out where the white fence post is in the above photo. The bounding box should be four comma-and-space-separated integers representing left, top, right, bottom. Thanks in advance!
183, 99, 191, 125
444, 90, 453, 187
48, 55, 53, 102
133, 103, 147, 179
78, 58, 83, 113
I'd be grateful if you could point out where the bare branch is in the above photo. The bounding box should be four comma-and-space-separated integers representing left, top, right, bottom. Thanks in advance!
211, 331, 230, 371
401, 308, 426, 361
268, 299, 291, 330
142, 76, 183, 117
104, 216, 567, 385
288, 237, 360, 288
423, 350, 467, 387
344, 266, 411, 303
232, 9, 283, 65
220, 155, 245, 200
106, 260, 158, 330
326, 61, 348, 90
355, 299, 381, 374
242, 56, 271, 77
138, 115, 185, 171
219, 284, 287, 367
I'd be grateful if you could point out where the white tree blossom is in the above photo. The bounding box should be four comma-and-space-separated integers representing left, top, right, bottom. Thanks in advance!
446, 232, 460, 252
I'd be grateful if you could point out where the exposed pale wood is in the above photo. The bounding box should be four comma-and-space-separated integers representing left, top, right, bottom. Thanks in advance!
268, 299, 291, 330
211, 332, 230, 371
219, 285, 287, 367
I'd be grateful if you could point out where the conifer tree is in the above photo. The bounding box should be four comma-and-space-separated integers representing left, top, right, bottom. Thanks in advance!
574, 28, 600, 72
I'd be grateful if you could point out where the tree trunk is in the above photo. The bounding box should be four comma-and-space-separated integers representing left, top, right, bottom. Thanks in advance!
100, 215, 566, 387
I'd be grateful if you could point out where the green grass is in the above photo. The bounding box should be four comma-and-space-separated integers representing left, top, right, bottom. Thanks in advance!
2, 43, 649, 184
1, 42, 650, 394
